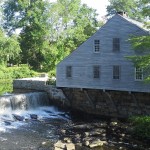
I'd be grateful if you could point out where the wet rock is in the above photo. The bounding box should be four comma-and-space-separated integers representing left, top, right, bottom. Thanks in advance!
84, 132, 90, 137
89, 129, 106, 136
30, 114, 38, 120
84, 140, 90, 146
54, 140, 66, 149
93, 122, 107, 128
13, 114, 24, 121
64, 137, 72, 143
65, 143, 75, 150
110, 121, 118, 126
89, 139, 107, 148
73, 124, 92, 130
61, 129, 66, 135
4, 121, 11, 126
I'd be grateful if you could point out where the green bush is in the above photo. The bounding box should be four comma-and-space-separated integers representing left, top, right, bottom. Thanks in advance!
0, 64, 38, 95
129, 116, 150, 140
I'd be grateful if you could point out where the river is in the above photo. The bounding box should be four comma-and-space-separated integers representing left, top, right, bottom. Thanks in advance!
0, 92, 71, 150
0, 92, 149, 150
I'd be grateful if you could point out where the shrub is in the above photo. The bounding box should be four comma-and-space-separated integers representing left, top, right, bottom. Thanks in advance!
129, 116, 150, 140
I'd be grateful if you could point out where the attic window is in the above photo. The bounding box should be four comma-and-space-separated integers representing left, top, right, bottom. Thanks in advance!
113, 38, 120, 51
94, 40, 100, 52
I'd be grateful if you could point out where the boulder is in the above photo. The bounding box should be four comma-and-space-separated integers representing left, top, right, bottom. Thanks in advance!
89, 139, 107, 148
54, 140, 66, 149
4, 121, 11, 126
13, 114, 24, 121
65, 143, 75, 150
30, 114, 38, 120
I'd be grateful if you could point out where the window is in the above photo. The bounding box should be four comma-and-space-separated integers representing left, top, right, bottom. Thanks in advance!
66, 66, 72, 78
135, 67, 143, 81
113, 65, 120, 79
113, 38, 120, 51
93, 65, 100, 78
94, 40, 100, 52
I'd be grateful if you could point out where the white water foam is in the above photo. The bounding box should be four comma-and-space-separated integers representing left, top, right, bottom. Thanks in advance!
0, 93, 70, 132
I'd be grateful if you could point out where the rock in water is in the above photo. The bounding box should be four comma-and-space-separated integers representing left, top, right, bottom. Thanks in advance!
13, 114, 24, 121
30, 114, 38, 120
4, 121, 11, 126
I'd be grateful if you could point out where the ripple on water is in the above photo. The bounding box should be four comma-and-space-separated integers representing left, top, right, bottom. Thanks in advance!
0, 106, 70, 150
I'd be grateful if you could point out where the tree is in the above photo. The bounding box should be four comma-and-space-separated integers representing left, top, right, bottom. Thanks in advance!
2, 0, 51, 69
127, 0, 150, 81
106, 0, 145, 21
0, 29, 21, 64
107, 0, 150, 81
2, 0, 100, 73
42, 0, 100, 73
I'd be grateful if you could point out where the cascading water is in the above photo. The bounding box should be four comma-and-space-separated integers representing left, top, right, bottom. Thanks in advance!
0, 92, 70, 150
0, 92, 70, 132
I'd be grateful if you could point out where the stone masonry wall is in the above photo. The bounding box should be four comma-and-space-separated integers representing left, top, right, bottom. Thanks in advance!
13, 79, 150, 118
62, 88, 150, 118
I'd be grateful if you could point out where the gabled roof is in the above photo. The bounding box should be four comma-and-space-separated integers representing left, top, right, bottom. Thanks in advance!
116, 14, 149, 33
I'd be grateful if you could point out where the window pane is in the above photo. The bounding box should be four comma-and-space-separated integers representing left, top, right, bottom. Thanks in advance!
93, 66, 100, 78
135, 67, 143, 80
113, 65, 120, 79
66, 66, 72, 78
113, 38, 120, 51
94, 40, 100, 52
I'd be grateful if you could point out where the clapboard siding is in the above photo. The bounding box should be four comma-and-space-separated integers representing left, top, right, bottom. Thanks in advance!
56, 14, 150, 92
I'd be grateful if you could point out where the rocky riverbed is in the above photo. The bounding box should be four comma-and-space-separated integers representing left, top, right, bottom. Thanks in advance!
53, 118, 150, 150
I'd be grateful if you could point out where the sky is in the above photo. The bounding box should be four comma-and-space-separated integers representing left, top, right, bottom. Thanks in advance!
81, 0, 110, 19
49, 0, 110, 20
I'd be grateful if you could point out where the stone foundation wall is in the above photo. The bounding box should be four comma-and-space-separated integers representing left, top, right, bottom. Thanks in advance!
62, 88, 150, 118
13, 79, 150, 118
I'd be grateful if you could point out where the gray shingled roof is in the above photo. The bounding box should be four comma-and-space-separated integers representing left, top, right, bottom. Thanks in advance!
118, 14, 149, 32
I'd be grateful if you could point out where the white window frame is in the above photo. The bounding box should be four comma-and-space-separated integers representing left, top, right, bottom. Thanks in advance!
135, 67, 143, 81
94, 40, 100, 53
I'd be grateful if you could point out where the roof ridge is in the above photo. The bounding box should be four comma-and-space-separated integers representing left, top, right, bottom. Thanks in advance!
116, 14, 149, 32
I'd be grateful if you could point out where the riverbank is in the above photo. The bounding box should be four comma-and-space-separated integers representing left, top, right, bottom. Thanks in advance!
53, 117, 150, 150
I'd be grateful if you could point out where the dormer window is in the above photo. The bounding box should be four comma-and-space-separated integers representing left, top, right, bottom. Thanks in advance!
113, 38, 120, 52
94, 40, 100, 52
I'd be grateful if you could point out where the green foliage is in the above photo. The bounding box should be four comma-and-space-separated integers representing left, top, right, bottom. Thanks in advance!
0, 64, 38, 95
2, 0, 100, 73
2, 0, 51, 69
106, 0, 146, 21
0, 64, 37, 79
11, 65, 38, 79
123, 0, 150, 82
0, 29, 21, 64
129, 116, 150, 139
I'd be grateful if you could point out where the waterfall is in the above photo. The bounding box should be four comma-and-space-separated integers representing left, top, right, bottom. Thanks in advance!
0, 92, 50, 132
0, 92, 70, 132
0, 92, 49, 111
